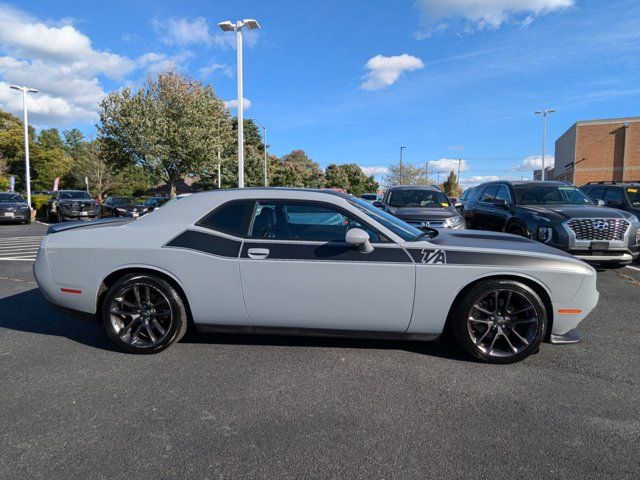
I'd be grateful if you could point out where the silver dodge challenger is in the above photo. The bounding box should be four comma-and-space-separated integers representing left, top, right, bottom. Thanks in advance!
34, 188, 599, 363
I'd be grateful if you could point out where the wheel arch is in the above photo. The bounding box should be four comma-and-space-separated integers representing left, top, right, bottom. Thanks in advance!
444, 273, 554, 340
96, 266, 193, 326
505, 218, 529, 236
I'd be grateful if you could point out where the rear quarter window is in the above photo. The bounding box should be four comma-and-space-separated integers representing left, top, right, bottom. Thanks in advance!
197, 200, 255, 237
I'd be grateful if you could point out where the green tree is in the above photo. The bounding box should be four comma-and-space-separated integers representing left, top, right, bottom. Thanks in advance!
63, 128, 85, 159
98, 71, 233, 197
30, 129, 73, 190
270, 150, 325, 188
440, 169, 460, 197
325, 163, 379, 196
383, 161, 432, 186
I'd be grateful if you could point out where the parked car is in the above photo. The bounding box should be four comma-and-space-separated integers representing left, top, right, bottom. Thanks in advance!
360, 193, 380, 203
373, 185, 465, 229
35, 188, 598, 363
580, 181, 640, 218
0, 192, 31, 224
143, 197, 170, 210
47, 190, 99, 222
101, 197, 149, 218
455, 187, 475, 212
463, 180, 640, 266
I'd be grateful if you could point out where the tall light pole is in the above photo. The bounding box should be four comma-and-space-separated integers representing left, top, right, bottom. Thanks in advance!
218, 19, 261, 188
399, 146, 406, 185
534, 109, 555, 181
10, 85, 38, 209
254, 119, 268, 186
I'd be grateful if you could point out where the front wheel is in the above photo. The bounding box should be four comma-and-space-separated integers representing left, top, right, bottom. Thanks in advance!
102, 274, 188, 354
450, 280, 547, 364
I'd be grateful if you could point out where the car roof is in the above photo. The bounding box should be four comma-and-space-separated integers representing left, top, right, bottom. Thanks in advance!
386, 184, 440, 191
477, 180, 571, 188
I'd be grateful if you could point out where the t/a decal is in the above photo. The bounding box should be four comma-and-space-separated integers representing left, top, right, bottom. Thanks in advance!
420, 249, 447, 265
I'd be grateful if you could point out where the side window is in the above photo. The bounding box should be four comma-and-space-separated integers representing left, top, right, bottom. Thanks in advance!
495, 185, 510, 202
249, 202, 383, 242
587, 186, 605, 200
479, 185, 499, 203
197, 200, 255, 237
604, 188, 625, 204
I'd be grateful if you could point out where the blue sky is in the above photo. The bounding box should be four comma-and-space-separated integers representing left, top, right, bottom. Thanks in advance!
0, 0, 639, 186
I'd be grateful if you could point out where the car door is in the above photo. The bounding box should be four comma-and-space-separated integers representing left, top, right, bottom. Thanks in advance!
603, 187, 626, 210
488, 184, 513, 231
102, 197, 112, 217
239, 200, 415, 332
472, 185, 499, 230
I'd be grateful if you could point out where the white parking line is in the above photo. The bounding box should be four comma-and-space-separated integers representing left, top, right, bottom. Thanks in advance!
0, 236, 43, 262
625, 265, 640, 272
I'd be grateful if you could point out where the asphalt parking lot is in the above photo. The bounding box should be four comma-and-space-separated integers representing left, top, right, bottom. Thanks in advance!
1, 222, 639, 479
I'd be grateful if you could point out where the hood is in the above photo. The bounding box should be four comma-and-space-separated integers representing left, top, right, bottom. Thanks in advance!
113, 204, 146, 211
517, 204, 633, 222
387, 206, 458, 221
428, 229, 577, 260
0, 202, 29, 209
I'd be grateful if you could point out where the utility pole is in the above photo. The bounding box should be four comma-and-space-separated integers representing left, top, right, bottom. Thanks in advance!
399, 146, 406, 185
10, 85, 38, 209
254, 119, 268, 186
218, 19, 261, 188
534, 109, 555, 181
425, 162, 429, 183
457, 158, 462, 191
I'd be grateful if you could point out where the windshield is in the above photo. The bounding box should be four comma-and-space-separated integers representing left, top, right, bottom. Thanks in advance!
625, 187, 640, 206
348, 197, 431, 241
513, 185, 594, 206
113, 197, 135, 206
387, 189, 450, 208
0, 193, 23, 203
360, 194, 378, 201
59, 191, 91, 199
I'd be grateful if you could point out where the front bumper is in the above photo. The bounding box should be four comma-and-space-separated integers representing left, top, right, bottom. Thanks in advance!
0, 210, 30, 222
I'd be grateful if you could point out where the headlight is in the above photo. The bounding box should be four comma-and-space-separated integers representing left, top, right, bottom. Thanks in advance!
444, 215, 464, 229
60, 203, 72, 210
635, 228, 640, 245
536, 226, 554, 243
116, 207, 127, 213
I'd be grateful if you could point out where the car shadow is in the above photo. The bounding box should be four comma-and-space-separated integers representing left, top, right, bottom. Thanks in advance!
0, 288, 469, 361
0, 288, 118, 352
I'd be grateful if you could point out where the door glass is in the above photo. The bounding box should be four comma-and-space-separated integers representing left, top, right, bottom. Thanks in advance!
479, 185, 499, 203
587, 187, 606, 200
198, 200, 255, 237
249, 202, 381, 242
495, 185, 510, 203
604, 188, 624, 204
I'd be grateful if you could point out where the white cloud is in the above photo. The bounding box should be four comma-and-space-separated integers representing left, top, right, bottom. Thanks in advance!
214, 30, 260, 50
517, 155, 555, 171
151, 17, 212, 46
137, 51, 193, 74
415, 0, 574, 34
0, 5, 138, 125
427, 158, 469, 172
200, 62, 233, 78
360, 54, 425, 90
224, 98, 252, 110
361, 166, 389, 177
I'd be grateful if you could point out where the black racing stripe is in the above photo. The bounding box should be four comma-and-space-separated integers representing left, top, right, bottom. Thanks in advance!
409, 248, 577, 269
242, 242, 412, 263
165, 229, 241, 258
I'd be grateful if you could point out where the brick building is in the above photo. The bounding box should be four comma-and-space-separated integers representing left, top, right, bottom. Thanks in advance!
551, 117, 640, 185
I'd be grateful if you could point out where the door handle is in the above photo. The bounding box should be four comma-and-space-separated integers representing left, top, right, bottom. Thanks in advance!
247, 248, 270, 259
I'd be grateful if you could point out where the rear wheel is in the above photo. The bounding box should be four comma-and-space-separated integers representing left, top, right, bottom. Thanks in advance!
102, 274, 188, 354
451, 280, 547, 364
506, 224, 527, 237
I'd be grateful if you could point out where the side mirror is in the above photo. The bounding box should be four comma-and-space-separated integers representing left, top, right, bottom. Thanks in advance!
454, 202, 462, 209
372, 201, 384, 209
596, 199, 605, 207
493, 198, 508, 209
345, 228, 374, 253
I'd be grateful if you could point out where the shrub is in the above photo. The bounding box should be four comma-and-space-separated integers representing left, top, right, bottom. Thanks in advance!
31, 194, 51, 219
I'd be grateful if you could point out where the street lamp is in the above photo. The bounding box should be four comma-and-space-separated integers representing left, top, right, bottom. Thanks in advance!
534, 109, 555, 181
399, 146, 406, 185
218, 18, 261, 188
10, 85, 38, 208
253, 119, 268, 186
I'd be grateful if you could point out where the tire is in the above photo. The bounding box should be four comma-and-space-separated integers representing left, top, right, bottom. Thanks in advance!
506, 224, 527, 237
102, 273, 188, 354
450, 280, 547, 364
56, 211, 63, 223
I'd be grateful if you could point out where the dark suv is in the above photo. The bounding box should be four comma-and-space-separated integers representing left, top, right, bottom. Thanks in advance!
47, 190, 100, 222
374, 184, 465, 229
463, 181, 640, 265
580, 181, 640, 218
